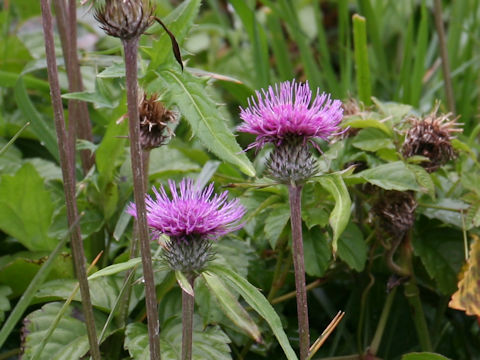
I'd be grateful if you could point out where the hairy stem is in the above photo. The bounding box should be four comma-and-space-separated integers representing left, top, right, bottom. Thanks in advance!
53, 0, 94, 173
123, 38, 161, 360
182, 276, 195, 360
288, 184, 309, 360
433, 0, 456, 114
40, 1, 100, 359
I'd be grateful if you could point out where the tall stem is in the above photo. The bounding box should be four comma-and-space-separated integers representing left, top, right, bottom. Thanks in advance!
40, 1, 100, 359
288, 184, 309, 360
182, 276, 195, 360
123, 38, 161, 360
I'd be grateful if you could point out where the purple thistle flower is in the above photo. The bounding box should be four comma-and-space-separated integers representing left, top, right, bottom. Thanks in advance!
127, 178, 245, 241
238, 79, 344, 151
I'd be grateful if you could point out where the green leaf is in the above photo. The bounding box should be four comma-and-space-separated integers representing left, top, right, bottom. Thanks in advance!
14, 77, 59, 162
302, 206, 329, 229
401, 353, 450, 360
264, 205, 290, 249
148, 147, 200, 179
148, 0, 202, 69
175, 270, 194, 296
125, 316, 231, 360
22, 302, 116, 360
62, 90, 115, 108
0, 286, 12, 324
202, 271, 261, 342
149, 68, 255, 177
413, 222, 464, 294
353, 161, 420, 191
342, 117, 392, 135
88, 258, 141, 280
337, 223, 367, 272
208, 264, 298, 360
315, 174, 352, 254
353, 14, 371, 105
0, 163, 55, 251
352, 128, 395, 152
303, 226, 331, 277
406, 164, 435, 198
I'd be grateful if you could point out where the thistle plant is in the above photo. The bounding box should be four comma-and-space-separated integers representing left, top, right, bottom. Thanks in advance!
239, 80, 343, 360
128, 179, 245, 360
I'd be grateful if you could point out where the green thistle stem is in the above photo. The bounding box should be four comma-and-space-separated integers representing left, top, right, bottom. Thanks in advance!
182, 275, 195, 360
123, 37, 161, 360
288, 184, 310, 360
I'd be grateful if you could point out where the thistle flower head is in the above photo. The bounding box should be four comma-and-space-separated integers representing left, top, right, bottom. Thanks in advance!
402, 105, 462, 173
139, 93, 178, 150
128, 179, 245, 242
238, 80, 344, 151
94, 0, 155, 40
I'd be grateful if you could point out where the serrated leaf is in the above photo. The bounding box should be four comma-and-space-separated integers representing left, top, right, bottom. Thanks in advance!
125, 316, 231, 360
208, 264, 298, 360
353, 161, 420, 191
264, 205, 290, 249
303, 226, 331, 277
315, 174, 351, 254
465, 202, 480, 230
337, 223, 367, 271
352, 128, 394, 152
22, 302, 116, 360
449, 235, 480, 316
203, 271, 261, 342
0, 163, 55, 251
148, 0, 202, 69
149, 68, 255, 177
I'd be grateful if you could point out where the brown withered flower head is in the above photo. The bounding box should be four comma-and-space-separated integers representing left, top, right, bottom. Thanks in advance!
372, 190, 417, 239
402, 104, 462, 173
94, 0, 155, 40
139, 93, 178, 150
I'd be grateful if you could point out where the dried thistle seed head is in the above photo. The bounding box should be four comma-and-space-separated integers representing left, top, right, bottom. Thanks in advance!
94, 0, 155, 40
139, 94, 178, 150
266, 137, 318, 185
372, 191, 417, 239
402, 105, 462, 173
161, 236, 215, 273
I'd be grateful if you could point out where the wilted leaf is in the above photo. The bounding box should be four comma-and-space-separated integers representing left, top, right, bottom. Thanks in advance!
449, 235, 480, 316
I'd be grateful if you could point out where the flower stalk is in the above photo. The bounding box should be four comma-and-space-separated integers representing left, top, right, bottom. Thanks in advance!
40, 1, 100, 358
123, 36, 161, 360
182, 275, 195, 360
288, 184, 309, 360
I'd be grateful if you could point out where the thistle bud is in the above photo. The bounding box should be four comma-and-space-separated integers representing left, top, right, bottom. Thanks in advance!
139, 93, 178, 150
402, 105, 461, 173
266, 138, 318, 185
162, 237, 214, 273
94, 0, 154, 40
372, 191, 417, 238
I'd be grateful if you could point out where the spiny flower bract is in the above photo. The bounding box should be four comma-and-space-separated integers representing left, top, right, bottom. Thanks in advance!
238, 80, 344, 150
127, 179, 245, 241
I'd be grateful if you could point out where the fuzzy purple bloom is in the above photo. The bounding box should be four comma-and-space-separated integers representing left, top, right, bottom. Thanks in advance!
238, 80, 344, 150
128, 179, 245, 241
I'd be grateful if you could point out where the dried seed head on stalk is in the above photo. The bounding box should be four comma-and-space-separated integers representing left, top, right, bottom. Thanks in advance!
139, 93, 178, 150
402, 104, 462, 173
94, 0, 155, 40
372, 190, 417, 239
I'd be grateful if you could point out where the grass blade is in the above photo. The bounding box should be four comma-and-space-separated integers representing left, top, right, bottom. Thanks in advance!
353, 14, 372, 105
